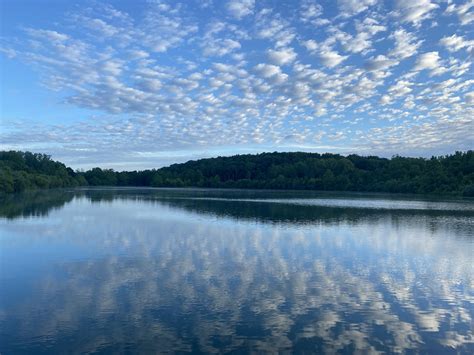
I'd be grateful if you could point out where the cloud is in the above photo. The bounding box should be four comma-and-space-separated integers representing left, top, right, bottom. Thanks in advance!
254, 63, 281, 78
254, 63, 288, 84
128, 49, 149, 60
389, 29, 423, 59
2, 194, 472, 352
200, 21, 244, 57
85, 18, 118, 37
267, 47, 297, 65
343, 32, 372, 53
413, 52, 446, 75
394, 0, 439, 25
337, 0, 377, 17
255, 10, 296, 48
380, 95, 392, 105
226, 0, 255, 19
302, 39, 318, 52
356, 17, 386, 36
25, 28, 69, 42
365, 55, 398, 71
203, 38, 241, 56
466, 92, 474, 105
445, 1, 474, 26
1, 0, 472, 165
439, 34, 474, 53
141, 3, 198, 53
318, 50, 348, 68
388, 80, 413, 97
361, 111, 473, 154
300, 0, 323, 23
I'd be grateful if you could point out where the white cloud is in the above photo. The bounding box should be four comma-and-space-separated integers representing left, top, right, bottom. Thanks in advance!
128, 50, 149, 60
466, 92, 474, 105
380, 95, 392, 105
343, 32, 372, 53
267, 47, 297, 65
0, 47, 17, 58
227, 0, 255, 19
102, 60, 123, 76
356, 18, 386, 36
200, 21, 243, 57
388, 80, 413, 97
445, 1, 474, 26
86, 18, 118, 37
389, 29, 422, 59
395, 0, 438, 25
300, 0, 323, 23
318, 50, 348, 68
337, 0, 377, 17
26, 28, 69, 42
255, 11, 296, 48
366, 55, 397, 71
253, 63, 280, 78
313, 18, 331, 26
302, 39, 318, 52
439, 34, 474, 52
413, 52, 445, 75
253, 63, 288, 85
141, 3, 198, 53
2, 0, 473, 162
203, 38, 241, 57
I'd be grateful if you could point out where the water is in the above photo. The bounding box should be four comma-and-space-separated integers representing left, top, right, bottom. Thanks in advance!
0, 188, 473, 354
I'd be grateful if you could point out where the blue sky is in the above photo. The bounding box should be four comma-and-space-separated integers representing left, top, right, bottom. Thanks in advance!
1, 0, 473, 169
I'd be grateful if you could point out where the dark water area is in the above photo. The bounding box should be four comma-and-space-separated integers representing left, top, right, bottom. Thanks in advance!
0, 188, 473, 353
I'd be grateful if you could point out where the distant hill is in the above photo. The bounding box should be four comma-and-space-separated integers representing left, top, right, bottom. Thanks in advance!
1, 150, 474, 196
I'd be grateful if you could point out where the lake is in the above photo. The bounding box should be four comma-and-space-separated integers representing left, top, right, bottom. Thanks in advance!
0, 188, 473, 353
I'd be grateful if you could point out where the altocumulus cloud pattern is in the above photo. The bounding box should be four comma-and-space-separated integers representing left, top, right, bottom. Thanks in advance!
1, 0, 473, 169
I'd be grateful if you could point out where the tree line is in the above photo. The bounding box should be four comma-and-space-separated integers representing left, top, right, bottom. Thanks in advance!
1, 150, 473, 196
0, 151, 87, 193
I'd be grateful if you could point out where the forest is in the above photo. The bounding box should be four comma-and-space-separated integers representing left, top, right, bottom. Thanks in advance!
0, 151, 87, 193
1, 150, 473, 196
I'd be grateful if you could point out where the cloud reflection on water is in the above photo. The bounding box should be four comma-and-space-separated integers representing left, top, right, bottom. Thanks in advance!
0, 190, 473, 353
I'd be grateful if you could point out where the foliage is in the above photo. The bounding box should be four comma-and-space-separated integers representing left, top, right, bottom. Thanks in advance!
1, 150, 473, 196
0, 151, 86, 193
0, 189, 75, 219
126, 151, 474, 195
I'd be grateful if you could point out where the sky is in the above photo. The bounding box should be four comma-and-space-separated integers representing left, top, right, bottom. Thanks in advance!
0, 0, 473, 170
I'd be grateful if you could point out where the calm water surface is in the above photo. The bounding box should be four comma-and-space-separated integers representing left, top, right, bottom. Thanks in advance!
0, 188, 473, 353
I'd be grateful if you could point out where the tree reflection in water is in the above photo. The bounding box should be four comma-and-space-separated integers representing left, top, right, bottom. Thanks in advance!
0, 188, 473, 353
